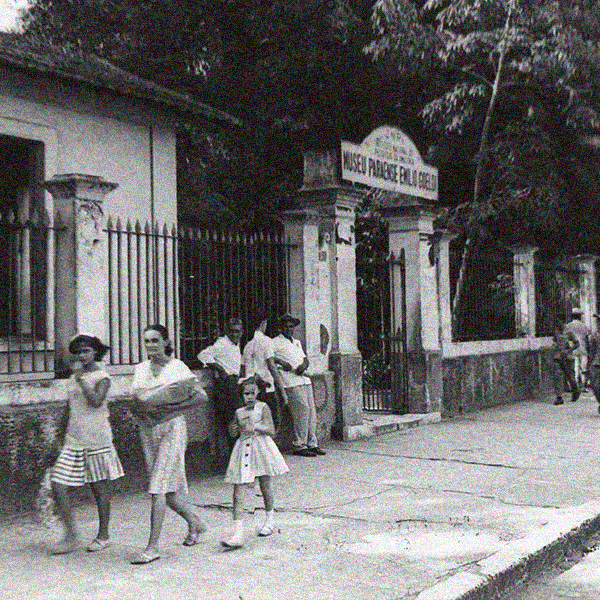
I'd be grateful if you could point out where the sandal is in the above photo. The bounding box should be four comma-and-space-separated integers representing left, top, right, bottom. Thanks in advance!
183, 521, 207, 546
87, 538, 111, 552
130, 551, 160, 565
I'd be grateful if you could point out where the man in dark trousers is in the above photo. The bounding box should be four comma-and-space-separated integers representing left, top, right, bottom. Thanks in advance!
198, 318, 243, 450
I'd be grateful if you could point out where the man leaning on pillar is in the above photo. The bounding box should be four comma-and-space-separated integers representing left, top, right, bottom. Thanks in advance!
272, 313, 326, 457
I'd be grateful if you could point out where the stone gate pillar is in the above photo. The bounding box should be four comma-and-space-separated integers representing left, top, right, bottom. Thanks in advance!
380, 197, 442, 414
511, 245, 538, 337
44, 174, 118, 374
280, 150, 365, 440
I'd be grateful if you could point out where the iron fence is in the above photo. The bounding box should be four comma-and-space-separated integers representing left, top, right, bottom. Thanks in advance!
535, 260, 583, 336
105, 219, 292, 367
356, 217, 408, 413
179, 227, 292, 367
450, 242, 517, 342
0, 208, 59, 375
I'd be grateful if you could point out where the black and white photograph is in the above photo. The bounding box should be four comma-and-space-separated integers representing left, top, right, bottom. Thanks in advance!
2, 0, 600, 598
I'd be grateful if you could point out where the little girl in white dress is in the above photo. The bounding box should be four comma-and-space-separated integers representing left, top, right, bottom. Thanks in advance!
222, 376, 288, 548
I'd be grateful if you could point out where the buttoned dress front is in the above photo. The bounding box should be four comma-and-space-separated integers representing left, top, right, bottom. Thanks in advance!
224, 402, 288, 484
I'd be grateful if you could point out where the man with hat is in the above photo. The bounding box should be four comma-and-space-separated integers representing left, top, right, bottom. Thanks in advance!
272, 313, 325, 457
564, 307, 590, 391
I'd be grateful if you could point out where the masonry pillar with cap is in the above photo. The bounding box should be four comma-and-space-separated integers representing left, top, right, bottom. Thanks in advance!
280, 150, 365, 441
511, 245, 539, 337
44, 174, 118, 374
379, 198, 442, 414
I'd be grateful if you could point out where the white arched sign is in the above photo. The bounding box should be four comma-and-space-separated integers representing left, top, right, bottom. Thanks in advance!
341, 126, 438, 201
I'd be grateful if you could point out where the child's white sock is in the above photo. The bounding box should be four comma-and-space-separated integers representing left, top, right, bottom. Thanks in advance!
264, 510, 274, 529
233, 518, 245, 538
223, 518, 245, 548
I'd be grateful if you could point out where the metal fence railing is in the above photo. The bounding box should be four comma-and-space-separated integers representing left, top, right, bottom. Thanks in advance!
0, 208, 59, 376
535, 260, 583, 337
450, 242, 517, 342
106, 219, 292, 367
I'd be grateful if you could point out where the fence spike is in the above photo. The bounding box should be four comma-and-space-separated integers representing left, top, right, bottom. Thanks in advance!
106, 216, 113, 230
135, 220, 142, 233
162, 223, 169, 236
116, 217, 122, 231
126, 219, 133, 233
144, 221, 151, 235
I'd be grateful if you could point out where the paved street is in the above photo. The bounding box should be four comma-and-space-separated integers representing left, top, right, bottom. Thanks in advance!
3, 393, 600, 600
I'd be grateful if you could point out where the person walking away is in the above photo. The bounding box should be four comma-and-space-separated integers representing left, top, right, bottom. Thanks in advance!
198, 318, 243, 451
242, 316, 288, 432
50, 334, 124, 555
552, 316, 579, 405
221, 376, 288, 549
272, 313, 325, 457
564, 308, 590, 390
587, 313, 600, 414
129, 324, 208, 564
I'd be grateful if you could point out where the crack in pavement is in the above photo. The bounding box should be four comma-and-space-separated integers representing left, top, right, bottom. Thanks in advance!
338, 446, 531, 470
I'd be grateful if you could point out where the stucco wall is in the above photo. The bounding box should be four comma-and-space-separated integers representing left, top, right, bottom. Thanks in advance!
442, 348, 555, 415
0, 370, 335, 519
0, 65, 177, 225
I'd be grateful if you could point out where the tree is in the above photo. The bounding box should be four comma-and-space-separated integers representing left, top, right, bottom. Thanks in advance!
366, 0, 600, 326
21, 0, 396, 226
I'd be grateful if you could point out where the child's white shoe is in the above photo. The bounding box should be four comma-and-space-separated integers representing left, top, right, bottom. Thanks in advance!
221, 519, 244, 549
221, 533, 244, 548
258, 524, 273, 537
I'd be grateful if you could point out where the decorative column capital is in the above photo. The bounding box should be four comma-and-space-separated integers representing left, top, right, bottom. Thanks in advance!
43, 174, 118, 203
509, 244, 539, 257
575, 254, 599, 268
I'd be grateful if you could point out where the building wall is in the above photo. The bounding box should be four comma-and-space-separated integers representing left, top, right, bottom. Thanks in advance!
442, 348, 555, 415
0, 65, 178, 225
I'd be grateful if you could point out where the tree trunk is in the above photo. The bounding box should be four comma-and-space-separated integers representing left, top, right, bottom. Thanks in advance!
451, 1, 514, 334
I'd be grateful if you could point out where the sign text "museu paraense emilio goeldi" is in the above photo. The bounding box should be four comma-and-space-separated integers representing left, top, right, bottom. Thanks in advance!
341, 126, 438, 201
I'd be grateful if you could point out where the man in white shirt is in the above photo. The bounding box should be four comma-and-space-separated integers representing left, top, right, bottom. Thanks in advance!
198, 318, 243, 449
242, 317, 288, 431
564, 308, 590, 392
272, 314, 325, 457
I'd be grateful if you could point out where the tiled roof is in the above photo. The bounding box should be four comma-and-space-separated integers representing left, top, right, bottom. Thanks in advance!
0, 33, 241, 126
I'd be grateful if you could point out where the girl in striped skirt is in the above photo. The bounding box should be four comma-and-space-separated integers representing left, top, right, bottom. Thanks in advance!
50, 334, 124, 555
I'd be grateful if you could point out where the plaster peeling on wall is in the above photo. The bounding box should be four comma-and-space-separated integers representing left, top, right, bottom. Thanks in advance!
77, 201, 103, 254
335, 222, 353, 245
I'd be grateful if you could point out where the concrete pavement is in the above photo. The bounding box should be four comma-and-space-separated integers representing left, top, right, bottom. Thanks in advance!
3, 392, 600, 600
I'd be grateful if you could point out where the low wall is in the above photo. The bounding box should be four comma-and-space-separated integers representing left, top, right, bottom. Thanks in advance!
0, 369, 336, 520
442, 341, 555, 415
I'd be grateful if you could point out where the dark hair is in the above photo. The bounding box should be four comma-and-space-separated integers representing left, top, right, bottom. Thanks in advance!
69, 334, 110, 361
250, 314, 271, 336
238, 375, 258, 394
144, 324, 174, 356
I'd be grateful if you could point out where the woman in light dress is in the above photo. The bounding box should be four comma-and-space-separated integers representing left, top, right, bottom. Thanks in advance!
130, 324, 207, 564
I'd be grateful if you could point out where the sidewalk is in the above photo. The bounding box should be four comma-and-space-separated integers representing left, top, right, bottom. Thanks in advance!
3, 392, 600, 600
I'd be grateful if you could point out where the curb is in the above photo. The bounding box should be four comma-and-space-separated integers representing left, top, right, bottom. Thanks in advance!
343, 412, 442, 441
415, 500, 600, 600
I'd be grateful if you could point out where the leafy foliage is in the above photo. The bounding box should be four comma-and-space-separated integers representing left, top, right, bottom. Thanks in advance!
367, 0, 600, 255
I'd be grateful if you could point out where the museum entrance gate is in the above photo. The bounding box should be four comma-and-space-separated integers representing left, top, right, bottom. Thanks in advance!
356, 219, 409, 413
